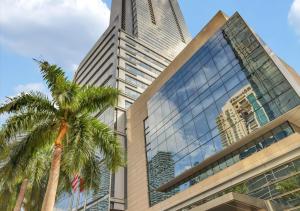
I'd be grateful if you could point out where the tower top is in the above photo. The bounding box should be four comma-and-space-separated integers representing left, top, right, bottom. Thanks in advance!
110, 0, 191, 58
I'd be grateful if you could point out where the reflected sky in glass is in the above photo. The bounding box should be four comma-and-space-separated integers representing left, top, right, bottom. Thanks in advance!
145, 13, 300, 206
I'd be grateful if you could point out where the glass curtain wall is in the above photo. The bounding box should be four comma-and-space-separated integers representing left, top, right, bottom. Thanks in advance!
145, 13, 300, 206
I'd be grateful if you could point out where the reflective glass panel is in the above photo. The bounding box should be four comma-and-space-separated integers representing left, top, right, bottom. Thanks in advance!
145, 13, 300, 206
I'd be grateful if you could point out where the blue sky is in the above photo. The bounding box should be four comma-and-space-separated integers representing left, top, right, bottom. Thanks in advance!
0, 0, 300, 123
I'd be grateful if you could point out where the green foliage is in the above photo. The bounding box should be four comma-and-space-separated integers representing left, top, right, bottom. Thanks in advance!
0, 60, 124, 208
275, 175, 300, 194
0, 136, 53, 209
223, 182, 248, 195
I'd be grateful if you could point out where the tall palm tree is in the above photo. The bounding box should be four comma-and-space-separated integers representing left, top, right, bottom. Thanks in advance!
0, 60, 124, 211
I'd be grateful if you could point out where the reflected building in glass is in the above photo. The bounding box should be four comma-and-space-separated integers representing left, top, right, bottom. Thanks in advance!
127, 11, 300, 211
148, 151, 178, 204
217, 84, 269, 147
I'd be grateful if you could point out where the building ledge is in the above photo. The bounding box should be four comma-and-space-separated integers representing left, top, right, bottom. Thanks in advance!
189, 192, 280, 211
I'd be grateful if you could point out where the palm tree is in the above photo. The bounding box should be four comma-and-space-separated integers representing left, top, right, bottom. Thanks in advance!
0, 133, 53, 211
0, 60, 124, 211
0, 133, 103, 211
0, 137, 18, 211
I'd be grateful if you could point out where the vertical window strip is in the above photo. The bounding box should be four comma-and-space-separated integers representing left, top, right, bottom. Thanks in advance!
147, 0, 156, 24
131, 0, 138, 36
169, 0, 185, 43
121, 0, 126, 30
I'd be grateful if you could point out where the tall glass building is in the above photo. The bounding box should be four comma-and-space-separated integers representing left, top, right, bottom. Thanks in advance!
127, 11, 300, 211
55, 0, 191, 210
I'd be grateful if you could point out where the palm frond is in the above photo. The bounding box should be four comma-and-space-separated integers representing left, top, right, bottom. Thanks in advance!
36, 60, 84, 111
62, 114, 96, 174
25, 171, 49, 211
8, 119, 57, 169
0, 91, 56, 115
57, 169, 72, 195
79, 155, 102, 191
58, 148, 102, 195
0, 131, 54, 209
1, 110, 57, 142
0, 119, 55, 197
90, 118, 124, 171
0, 183, 18, 210
76, 86, 119, 114
24, 144, 52, 186
0, 131, 9, 160
25, 184, 46, 210
35, 60, 67, 95
56, 82, 80, 110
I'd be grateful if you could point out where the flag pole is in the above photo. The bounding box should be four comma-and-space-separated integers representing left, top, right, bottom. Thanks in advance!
75, 177, 81, 210
83, 192, 87, 211
70, 174, 79, 211
84, 167, 93, 211
68, 190, 74, 211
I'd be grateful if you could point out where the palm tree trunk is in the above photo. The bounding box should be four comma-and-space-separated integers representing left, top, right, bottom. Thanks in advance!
13, 178, 29, 211
41, 121, 68, 211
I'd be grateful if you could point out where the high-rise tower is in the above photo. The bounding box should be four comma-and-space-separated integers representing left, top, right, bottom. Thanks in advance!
55, 1, 191, 210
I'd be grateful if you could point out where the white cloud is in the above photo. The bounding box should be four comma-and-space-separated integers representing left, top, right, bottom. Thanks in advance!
0, 113, 9, 126
71, 64, 79, 73
0, 0, 110, 72
288, 0, 300, 37
14, 82, 47, 94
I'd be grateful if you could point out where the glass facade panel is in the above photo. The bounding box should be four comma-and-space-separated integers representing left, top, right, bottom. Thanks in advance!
181, 159, 300, 211
125, 74, 148, 89
125, 63, 155, 82
125, 87, 140, 99
145, 13, 300, 206
125, 100, 133, 109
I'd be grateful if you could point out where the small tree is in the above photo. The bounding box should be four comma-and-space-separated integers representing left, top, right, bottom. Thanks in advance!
0, 127, 54, 211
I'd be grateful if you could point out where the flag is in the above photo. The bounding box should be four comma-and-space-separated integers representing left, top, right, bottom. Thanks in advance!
72, 175, 79, 192
80, 178, 85, 192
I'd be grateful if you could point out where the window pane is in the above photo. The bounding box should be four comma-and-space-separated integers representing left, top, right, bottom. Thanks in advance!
194, 113, 209, 138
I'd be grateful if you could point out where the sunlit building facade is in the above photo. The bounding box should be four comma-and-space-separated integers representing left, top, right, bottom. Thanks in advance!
127, 11, 300, 211
55, 0, 191, 210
